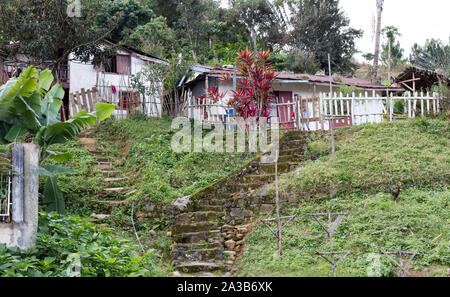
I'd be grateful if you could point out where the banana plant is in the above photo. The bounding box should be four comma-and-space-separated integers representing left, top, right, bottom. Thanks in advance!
0, 66, 115, 213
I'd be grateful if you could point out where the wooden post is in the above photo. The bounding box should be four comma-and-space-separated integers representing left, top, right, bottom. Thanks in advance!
274, 149, 282, 256
80, 88, 88, 110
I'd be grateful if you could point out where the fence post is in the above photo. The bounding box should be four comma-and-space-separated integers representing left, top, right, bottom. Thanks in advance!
12, 144, 24, 223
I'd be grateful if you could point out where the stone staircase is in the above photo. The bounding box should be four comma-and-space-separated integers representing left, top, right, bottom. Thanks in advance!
78, 135, 132, 212
171, 130, 315, 274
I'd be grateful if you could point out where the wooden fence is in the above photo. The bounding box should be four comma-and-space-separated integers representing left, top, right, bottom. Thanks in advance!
69, 87, 162, 119
187, 91, 441, 131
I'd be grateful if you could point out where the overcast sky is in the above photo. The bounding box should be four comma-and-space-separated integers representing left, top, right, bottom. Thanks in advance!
219, 0, 450, 61
340, 0, 450, 61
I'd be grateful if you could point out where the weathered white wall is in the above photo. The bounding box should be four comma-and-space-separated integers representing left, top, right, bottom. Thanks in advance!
0, 143, 39, 250
68, 49, 163, 118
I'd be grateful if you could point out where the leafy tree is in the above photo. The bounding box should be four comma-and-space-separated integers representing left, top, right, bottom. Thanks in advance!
228, 0, 286, 52
174, 0, 223, 63
381, 26, 404, 67
121, 16, 176, 58
285, 50, 320, 74
289, 0, 363, 74
410, 38, 450, 77
95, 0, 155, 43
0, 67, 115, 213
0, 0, 114, 70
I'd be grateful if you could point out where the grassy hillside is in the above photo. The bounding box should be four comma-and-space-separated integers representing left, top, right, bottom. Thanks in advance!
238, 118, 450, 277
51, 116, 253, 215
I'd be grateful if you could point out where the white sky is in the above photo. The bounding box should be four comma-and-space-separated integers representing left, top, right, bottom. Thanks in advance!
340, 0, 450, 61
219, 0, 450, 62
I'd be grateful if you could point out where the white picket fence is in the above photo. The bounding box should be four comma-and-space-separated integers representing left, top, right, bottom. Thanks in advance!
320, 91, 440, 129
187, 91, 441, 131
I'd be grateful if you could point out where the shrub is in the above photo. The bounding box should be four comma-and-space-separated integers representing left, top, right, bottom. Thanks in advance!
0, 212, 166, 277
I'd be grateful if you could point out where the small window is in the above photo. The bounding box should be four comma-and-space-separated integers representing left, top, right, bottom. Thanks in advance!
104, 56, 117, 73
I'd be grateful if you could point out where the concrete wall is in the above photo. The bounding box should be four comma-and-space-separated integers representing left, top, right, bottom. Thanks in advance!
0, 143, 39, 250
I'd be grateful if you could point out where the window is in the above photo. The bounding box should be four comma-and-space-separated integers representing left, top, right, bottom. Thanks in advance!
103, 55, 131, 75
104, 56, 117, 73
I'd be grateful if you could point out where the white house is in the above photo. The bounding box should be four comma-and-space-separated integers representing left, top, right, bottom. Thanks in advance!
68, 40, 168, 118
178, 64, 405, 130
0, 40, 168, 120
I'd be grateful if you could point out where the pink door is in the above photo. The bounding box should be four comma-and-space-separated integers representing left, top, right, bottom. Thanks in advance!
275, 91, 294, 129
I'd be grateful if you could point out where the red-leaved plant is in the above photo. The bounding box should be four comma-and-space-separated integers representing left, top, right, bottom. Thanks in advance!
228, 48, 276, 120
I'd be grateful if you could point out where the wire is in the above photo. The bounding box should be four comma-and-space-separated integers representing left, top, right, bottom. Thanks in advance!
131, 199, 145, 253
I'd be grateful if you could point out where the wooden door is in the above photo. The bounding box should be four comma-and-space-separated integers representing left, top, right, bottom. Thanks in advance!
275, 91, 294, 129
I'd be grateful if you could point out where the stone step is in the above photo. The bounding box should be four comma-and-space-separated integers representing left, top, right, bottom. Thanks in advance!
174, 242, 223, 250
243, 174, 275, 183
172, 221, 220, 235
277, 153, 303, 163
175, 211, 224, 225
173, 247, 223, 262
227, 182, 263, 193
96, 157, 111, 163
89, 150, 111, 156
93, 163, 115, 170
101, 170, 120, 177
176, 261, 225, 273
279, 147, 305, 156
83, 144, 104, 151
79, 138, 98, 145
101, 187, 128, 194
196, 198, 226, 207
257, 162, 296, 174
88, 200, 126, 207
195, 205, 224, 212
100, 177, 128, 183
172, 230, 222, 244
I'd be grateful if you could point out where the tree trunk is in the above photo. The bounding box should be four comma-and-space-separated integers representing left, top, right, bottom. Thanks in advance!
372, 0, 384, 83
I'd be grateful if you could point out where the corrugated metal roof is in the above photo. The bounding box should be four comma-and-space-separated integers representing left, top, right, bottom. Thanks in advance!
191, 64, 396, 90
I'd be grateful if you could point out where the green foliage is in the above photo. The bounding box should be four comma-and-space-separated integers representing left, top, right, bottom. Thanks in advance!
338, 84, 363, 96
95, 0, 155, 43
0, 67, 115, 213
410, 38, 450, 77
0, 212, 166, 276
0, 0, 113, 67
381, 26, 405, 67
122, 16, 175, 58
289, 0, 363, 74
304, 140, 330, 160
275, 120, 450, 200
284, 50, 320, 74
393, 100, 404, 114
52, 117, 253, 212
238, 187, 449, 277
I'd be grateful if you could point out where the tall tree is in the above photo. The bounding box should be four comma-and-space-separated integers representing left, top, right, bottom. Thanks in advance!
0, 0, 114, 70
228, 0, 286, 52
174, 0, 221, 63
372, 0, 384, 82
381, 26, 404, 69
289, 0, 363, 74
95, 0, 155, 43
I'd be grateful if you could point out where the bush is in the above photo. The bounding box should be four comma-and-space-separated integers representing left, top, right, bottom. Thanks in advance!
0, 212, 166, 277
305, 140, 330, 160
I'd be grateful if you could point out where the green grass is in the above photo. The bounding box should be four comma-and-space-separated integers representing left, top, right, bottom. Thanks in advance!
238, 118, 450, 277
275, 118, 450, 200
45, 115, 253, 272
49, 116, 253, 213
